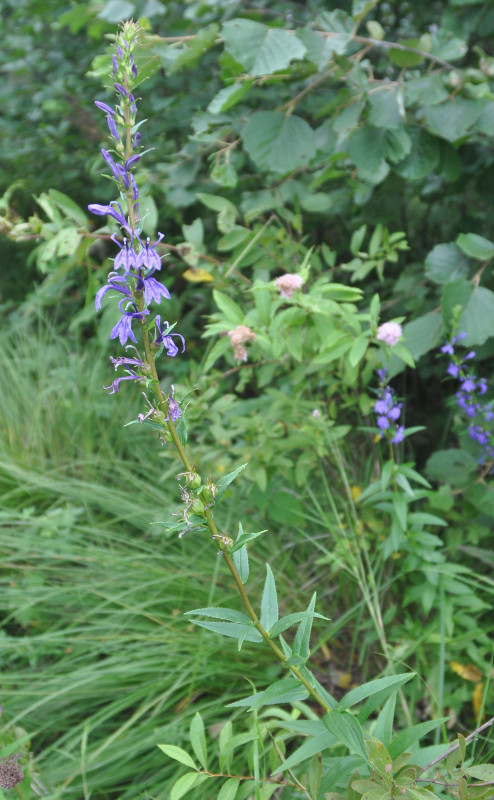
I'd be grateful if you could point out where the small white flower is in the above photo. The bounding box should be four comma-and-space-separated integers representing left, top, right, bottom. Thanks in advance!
376, 322, 402, 347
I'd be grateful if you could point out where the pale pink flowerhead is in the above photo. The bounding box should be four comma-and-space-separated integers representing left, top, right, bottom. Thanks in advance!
274, 273, 304, 299
376, 322, 402, 347
227, 325, 256, 362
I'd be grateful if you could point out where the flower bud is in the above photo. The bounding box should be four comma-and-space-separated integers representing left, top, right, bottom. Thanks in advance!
188, 473, 202, 489
200, 485, 215, 504
190, 498, 205, 515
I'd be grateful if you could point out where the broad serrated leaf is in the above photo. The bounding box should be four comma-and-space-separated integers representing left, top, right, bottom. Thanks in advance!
222, 19, 307, 76
425, 98, 484, 143
459, 286, 494, 345
425, 242, 469, 284
243, 112, 316, 173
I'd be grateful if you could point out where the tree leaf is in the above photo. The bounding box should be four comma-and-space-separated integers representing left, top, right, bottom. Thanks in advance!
190, 713, 207, 770
456, 233, 494, 261
243, 112, 316, 173
157, 744, 198, 770
459, 287, 494, 345
217, 778, 240, 800
425, 99, 485, 143
170, 772, 209, 800
425, 243, 470, 284
207, 82, 253, 114
222, 19, 307, 76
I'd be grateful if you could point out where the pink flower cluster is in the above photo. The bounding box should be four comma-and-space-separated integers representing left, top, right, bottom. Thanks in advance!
274, 273, 303, 299
376, 322, 402, 347
227, 325, 256, 362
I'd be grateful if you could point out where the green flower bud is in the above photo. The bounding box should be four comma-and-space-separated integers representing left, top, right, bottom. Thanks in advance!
200, 485, 215, 504
188, 473, 202, 490
190, 498, 205, 515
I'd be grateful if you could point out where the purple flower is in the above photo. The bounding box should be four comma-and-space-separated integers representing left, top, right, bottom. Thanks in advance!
95, 274, 131, 311
111, 303, 150, 346
460, 376, 476, 393
112, 235, 138, 272
112, 55, 119, 75
373, 371, 404, 444
130, 55, 137, 78
107, 113, 120, 142
95, 101, 115, 115
447, 363, 460, 378
114, 83, 127, 97
137, 234, 164, 271
134, 131, 142, 149
143, 276, 171, 306
104, 370, 143, 394
101, 148, 120, 180
168, 393, 181, 421
154, 315, 185, 357
88, 201, 129, 231
110, 354, 144, 370
391, 426, 405, 444
125, 154, 141, 170
116, 164, 130, 190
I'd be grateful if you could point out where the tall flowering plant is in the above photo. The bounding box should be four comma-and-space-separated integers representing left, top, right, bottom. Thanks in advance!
86, 24, 494, 800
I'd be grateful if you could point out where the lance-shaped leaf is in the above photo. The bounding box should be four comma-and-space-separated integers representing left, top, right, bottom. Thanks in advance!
227, 677, 308, 710
338, 673, 415, 711
216, 463, 248, 502
260, 564, 278, 631
291, 592, 317, 660
190, 712, 208, 770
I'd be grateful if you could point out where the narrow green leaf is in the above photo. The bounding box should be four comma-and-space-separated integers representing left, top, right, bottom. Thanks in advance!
338, 673, 415, 711
190, 713, 208, 770
217, 778, 240, 800
185, 607, 251, 624
268, 610, 329, 638
463, 764, 494, 781
323, 712, 368, 762
227, 677, 308, 710
260, 564, 278, 631
230, 528, 267, 553
292, 593, 316, 660
157, 744, 198, 770
212, 289, 244, 325
232, 545, 249, 584
277, 731, 337, 772
170, 772, 209, 800
216, 463, 248, 501
388, 717, 450, 758
190, 619, 261, 642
